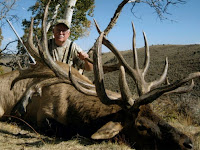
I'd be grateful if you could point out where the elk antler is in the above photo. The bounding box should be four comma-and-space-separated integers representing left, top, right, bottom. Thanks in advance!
93, 20, 200, 111
130, 72, 200, 111
93, 32, 124, 106
27, 18, 42, 63
94, 20, 168, 96
93, 31, 138, 108
131, 22, 169, 95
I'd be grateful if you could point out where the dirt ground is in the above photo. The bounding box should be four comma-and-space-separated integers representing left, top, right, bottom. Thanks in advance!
0, 44, 200, 149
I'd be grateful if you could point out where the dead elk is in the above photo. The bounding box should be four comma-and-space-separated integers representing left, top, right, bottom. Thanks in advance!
1, 1, 200, 150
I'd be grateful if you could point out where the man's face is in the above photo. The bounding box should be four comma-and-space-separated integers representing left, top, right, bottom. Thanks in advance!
53, 24, 70, 46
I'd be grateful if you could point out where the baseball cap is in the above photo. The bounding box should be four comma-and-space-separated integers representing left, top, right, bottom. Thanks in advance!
54, 19, 70, 29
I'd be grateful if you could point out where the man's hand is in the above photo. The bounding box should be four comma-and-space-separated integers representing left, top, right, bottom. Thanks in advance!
78, 51, 89, 60
78, 51, 93, 71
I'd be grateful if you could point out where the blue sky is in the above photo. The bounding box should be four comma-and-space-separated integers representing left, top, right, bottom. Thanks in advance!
1, 0, 200, 53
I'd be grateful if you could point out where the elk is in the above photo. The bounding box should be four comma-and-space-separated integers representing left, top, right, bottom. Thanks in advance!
1, 1, 200, 150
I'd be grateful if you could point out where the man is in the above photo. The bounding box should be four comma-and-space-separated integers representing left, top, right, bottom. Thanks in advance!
48, 19, 93, 71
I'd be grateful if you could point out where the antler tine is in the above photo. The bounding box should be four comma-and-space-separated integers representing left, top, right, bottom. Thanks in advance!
131, 72, 200, 111
41, 0, 50, 53
142, 31, 150, 76
93, 32, 123, 106
149, 57, 168, 90
119, 65, 134, 107
132, 22, 139, 70
93, 32, 111, 101
27, 18, 42, 63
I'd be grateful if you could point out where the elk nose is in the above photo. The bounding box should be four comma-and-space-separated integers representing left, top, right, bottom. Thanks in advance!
183, 141, 193, 149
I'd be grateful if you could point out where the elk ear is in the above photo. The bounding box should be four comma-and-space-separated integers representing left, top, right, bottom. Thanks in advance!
91, 121, 123, 139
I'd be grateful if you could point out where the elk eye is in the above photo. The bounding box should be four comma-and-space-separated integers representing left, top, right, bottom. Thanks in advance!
137, 125, 146, 131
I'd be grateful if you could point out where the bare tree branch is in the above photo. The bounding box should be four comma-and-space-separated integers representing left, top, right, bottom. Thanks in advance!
1, 40, 18, 53
0, 0, 17, 23
130, 0, 186, 21
88, 0, 132, 55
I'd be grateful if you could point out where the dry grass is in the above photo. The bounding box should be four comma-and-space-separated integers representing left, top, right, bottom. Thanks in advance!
0, 121, 133, 150
152, 96, 200, 150
170, 116, 200, 150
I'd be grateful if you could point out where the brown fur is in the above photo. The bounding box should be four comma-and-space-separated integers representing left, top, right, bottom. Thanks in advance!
0, 71, 32, 116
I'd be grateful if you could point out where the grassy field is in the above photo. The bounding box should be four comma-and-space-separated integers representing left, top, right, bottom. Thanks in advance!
0, 44, 200, 149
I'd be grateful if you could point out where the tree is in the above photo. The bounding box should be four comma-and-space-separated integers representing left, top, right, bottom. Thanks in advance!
63, 0, 77, 27
21, 0, 94, 42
